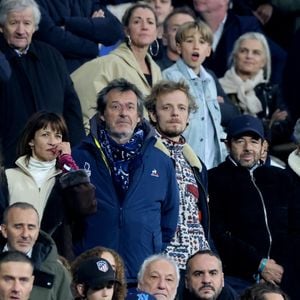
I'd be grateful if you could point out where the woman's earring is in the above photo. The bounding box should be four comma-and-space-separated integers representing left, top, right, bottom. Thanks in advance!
127, 35, 132, 46
149, 39, 159, 57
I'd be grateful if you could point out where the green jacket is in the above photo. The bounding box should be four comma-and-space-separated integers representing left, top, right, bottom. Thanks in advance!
29, 231, 72, 300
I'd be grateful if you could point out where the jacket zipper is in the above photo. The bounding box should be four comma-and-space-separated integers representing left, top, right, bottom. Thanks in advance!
249, 169, 272, 258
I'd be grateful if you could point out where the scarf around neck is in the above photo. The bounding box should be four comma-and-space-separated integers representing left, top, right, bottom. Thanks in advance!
98, 127, 144, 196
220, 67, 266, 115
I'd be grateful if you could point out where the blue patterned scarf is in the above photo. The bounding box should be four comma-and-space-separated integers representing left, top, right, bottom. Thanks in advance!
99, 127, 144, 197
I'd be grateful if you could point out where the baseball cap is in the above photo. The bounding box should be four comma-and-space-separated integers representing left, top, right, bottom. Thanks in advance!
227, 115, 265, 140
77, 257, 120, 289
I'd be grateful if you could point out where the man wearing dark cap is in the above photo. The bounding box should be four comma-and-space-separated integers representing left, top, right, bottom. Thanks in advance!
208, 115, 293, 295
73, 257, 120, 300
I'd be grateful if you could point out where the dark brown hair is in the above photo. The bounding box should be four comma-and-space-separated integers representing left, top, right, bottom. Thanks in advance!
16, 111, 69, 161
71, 246, 127, 300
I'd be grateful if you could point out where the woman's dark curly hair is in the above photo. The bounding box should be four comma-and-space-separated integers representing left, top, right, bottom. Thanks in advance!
71, 246, 127, 300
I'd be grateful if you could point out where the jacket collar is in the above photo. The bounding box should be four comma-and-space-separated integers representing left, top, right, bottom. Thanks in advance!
0, 34, 39, 61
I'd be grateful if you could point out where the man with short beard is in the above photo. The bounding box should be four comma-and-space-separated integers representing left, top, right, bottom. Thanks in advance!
185, 250, 236, 300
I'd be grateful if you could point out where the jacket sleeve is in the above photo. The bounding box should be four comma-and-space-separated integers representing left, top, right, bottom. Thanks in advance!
54, 262, 73, 300
0, 51, 11, 82
64, 6, 124, 45
35, 5, 99, 58
60, 52, 86, 146
60, 169, 97, 217
0, 168, 9, 223
160, 160, 179, 250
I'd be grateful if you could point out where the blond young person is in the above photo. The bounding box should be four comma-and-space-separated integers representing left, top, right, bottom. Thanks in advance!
162, 21, 227, 169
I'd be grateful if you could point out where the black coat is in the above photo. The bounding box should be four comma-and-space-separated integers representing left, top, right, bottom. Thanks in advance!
227, 82, 293, 144
0, 51, 11, 81
0, 35, 85, 168
208, 158, 292, 281
34, 0, 124, 72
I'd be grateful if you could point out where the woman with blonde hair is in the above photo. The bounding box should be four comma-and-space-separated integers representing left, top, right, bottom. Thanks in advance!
220, 32, 292, 146
71, 2, 162, 131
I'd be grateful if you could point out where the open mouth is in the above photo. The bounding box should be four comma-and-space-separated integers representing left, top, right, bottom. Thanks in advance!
191, 52, 200, 61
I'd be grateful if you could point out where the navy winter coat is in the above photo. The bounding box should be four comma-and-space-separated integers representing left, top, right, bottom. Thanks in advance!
72, 117, 179, 282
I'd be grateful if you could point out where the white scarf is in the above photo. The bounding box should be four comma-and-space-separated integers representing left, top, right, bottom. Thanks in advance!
219, 67, 266, 115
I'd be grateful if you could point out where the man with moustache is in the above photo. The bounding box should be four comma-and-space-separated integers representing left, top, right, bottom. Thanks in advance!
185, 250, 236, 300
208, 115, 292, 294
72, 78, 179, 285
145, 79, 237, 300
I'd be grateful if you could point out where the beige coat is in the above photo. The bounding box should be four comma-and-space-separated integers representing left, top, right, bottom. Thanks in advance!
5, 156, 61, 220
71, 42, 162, 131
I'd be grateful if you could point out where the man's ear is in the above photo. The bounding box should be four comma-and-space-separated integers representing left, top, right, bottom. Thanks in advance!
1, 224, 7, 239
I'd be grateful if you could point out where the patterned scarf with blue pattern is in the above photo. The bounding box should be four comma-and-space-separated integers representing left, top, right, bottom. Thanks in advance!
99, 127, 144, 197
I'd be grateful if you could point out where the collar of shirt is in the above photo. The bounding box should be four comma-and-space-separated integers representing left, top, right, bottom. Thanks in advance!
13, 45, 30, 57
212, 14, 227, 52
3, 243, 33, 258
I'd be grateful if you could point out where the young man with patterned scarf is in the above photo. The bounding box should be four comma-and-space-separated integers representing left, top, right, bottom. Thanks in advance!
145, 80, 231, 300
71, 78, 179, 287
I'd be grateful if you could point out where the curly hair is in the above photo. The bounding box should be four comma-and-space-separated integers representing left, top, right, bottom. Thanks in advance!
71, 246, 127, 300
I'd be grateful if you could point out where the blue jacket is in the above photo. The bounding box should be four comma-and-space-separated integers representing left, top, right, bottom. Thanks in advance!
163, 59, 227, 169
72, 117, 179, 282
34, 0, 124, 72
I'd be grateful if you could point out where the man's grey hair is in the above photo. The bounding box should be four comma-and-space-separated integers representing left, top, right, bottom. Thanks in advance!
96, 78, 144, 119
0, 0, 41, 30
138, 254, 180, 287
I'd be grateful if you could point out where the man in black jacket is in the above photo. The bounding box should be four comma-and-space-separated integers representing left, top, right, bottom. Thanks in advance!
0, 0, 85, 168
185, 250, 237, 300
208, 115, 292, 295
